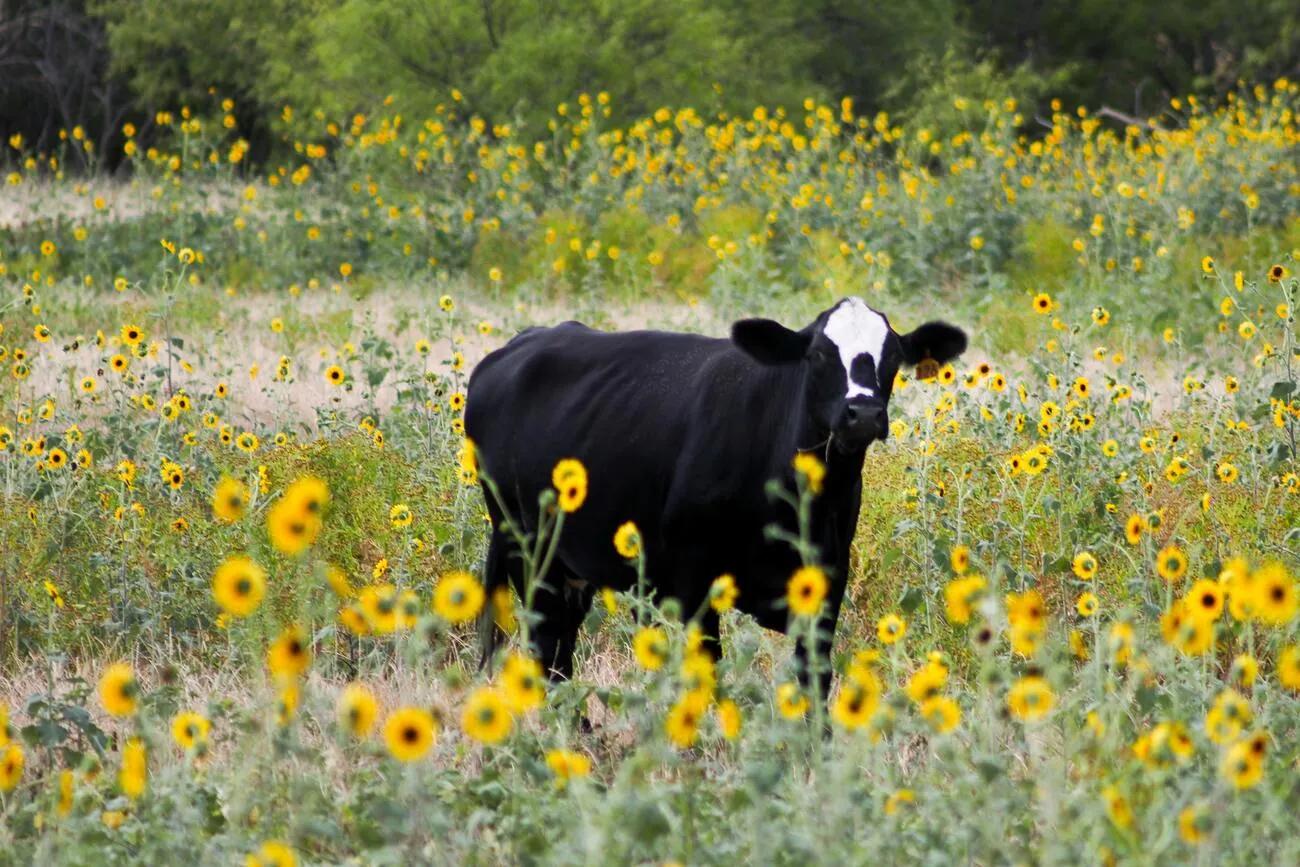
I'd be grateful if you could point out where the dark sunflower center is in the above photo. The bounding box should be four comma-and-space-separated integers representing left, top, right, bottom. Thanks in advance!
236, 578, 252, 595
1272, 585, 1285, 602
403, 725, 418, 743
1202, 593, 1216, 607
288, 640, 302, 656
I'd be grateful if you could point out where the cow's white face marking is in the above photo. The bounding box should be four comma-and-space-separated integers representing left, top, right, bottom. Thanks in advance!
822, 298, 890, 398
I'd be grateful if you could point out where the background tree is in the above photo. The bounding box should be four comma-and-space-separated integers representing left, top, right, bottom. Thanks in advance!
0, 0, 1296, 165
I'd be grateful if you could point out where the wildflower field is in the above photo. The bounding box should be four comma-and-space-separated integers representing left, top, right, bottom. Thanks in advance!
2, 82, 1300, 865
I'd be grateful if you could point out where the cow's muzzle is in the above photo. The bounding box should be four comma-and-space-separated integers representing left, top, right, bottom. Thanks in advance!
836, 399, 888, 449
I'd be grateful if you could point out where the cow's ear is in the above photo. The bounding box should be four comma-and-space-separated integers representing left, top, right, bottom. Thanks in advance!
732, 318, 812, 365
898, 321, 968, 366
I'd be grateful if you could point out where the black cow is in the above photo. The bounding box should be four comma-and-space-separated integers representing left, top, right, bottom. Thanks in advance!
465, 297, 966, 699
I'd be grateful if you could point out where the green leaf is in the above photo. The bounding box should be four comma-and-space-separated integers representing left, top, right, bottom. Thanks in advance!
22, 718, 67, 747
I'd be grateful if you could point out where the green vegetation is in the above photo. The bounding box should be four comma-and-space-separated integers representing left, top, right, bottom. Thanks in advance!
1, 80, 1300, 864
3, 0, 1298, 164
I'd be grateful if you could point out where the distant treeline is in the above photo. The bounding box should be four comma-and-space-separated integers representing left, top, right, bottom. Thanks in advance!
2, 0, 1298, 167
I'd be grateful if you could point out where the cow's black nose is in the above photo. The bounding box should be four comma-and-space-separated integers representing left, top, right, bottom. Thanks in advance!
843, 401, 887, 438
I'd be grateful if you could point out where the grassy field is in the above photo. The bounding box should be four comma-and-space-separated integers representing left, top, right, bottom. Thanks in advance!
2, 83, 1300, 864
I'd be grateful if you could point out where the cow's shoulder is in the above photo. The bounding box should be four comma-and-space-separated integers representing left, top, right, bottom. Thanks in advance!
664, 348, 805, 517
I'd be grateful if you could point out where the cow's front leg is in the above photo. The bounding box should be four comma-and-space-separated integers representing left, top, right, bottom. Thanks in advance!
529, 574, 590, 682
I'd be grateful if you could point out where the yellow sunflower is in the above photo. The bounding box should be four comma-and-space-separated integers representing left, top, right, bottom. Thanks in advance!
337, 683, 378, 738
384, 707, 437, 761
1007, 676, 1054, 722
1251, 562, 1297, 625
545, 749, 592, 787
633, 626, 668, 671
170, 711, 211, 750
944, 576, 985, 624
212, 476, 249, 523
359, 584, 399, 634
1179, 805, 1209, 845
500, 653, 545, 714
211, 555, 266, 617
665, 690, 709, 748
1277, 645, 1300, 691
120, 738, 147, 800
98, 663, 138, 717
1220, 738, 1263, 790
715, 699, 742, 740
252, 841, 297, 867
613, 521, 641, 559
1155, 546, 1188, 582
551, 458, 588, 512
709, 574, 738, 612
266, 501, 319, 555
949, 544, 970, 574
786, 565, 828, 617
776, 682, 809, 719
0, 745, 24, 792
920, 696, 961, 734
1124, 513, 1145, 545
792, 452, 825, 494
267, 624, 312, 682
461, 687, 513, 745
1072, 551, 1098, 580
432, 571, 485, 623
832, 672, 882, 731
1185, 579, 1224, 621
877, 612, 907, 644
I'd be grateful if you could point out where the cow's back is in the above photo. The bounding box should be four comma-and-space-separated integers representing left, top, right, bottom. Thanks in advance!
467, 323, 752, 586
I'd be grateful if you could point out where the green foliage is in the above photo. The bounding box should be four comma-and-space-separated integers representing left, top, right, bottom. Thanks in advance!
92, 0, 327, 119
6, 0, 1299, 168
4, 80, 1300, 866
965, 0, 1300, 113
886, 48, 1068, 142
